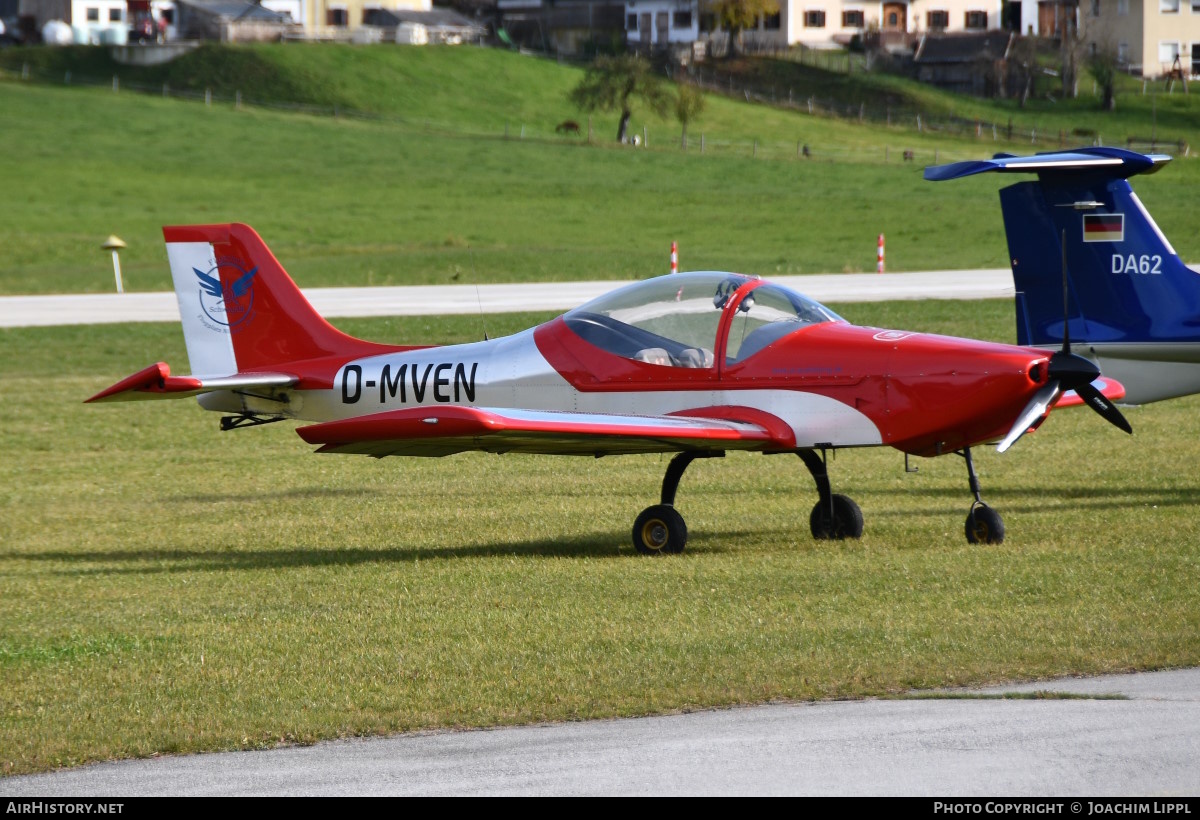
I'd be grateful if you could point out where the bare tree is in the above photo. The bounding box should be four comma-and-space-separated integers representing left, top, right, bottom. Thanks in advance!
570, 54, 672, 143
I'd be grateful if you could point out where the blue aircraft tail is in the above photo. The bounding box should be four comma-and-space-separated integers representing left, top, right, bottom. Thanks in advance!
925, 147, 1199, 351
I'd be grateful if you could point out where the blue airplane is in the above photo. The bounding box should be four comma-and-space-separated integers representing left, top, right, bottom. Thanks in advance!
926, 147, 1200, 405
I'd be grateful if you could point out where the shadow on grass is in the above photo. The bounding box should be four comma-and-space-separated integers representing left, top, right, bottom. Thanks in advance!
9, 524, 787, 574
862, 484, 1200, 517
13, 530, 749, 573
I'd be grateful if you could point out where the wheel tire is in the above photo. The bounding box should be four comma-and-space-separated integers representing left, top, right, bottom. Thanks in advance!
632, 504, 687, 555
965, 504, 1005, 545
809, 494, 864, 540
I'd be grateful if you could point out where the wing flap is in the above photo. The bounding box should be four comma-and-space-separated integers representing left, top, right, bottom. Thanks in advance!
296, 405, 780, 457
86, 362, 296, 403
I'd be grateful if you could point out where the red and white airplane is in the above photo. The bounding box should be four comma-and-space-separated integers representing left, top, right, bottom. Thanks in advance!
89, 224, 1132, 549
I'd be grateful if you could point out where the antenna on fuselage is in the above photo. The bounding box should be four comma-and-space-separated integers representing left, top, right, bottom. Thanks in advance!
470, 246, 488, 341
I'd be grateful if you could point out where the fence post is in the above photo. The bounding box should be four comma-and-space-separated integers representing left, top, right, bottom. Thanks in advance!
64, 71, 70, 85
643, 125, 647, 147
21, 63, 28, 80
917, 114, 922, 132
112, 75, 119, 93
205, 88, 212, 107
807, 97, 813, 114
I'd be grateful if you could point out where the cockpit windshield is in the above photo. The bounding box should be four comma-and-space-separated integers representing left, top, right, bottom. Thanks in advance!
563, 272, 841, 368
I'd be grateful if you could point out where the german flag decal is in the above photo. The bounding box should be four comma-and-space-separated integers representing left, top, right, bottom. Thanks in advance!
1083, 213, 1124, 243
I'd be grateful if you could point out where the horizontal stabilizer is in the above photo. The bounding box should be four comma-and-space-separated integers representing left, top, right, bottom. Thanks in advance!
297, 405, 779, 457
87, 362, 296, 403
924, 147, 1171, 182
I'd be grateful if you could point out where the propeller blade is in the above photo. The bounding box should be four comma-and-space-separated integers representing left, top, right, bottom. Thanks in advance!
1074, 381, 1133, 435
998, 382, 1062, 453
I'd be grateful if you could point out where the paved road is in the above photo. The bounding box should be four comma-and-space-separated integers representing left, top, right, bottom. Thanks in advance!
3, 668, 1197, 796
0, 270, 1014, 328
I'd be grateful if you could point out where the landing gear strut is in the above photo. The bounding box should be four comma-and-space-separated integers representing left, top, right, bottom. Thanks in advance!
631, 449, 866, 554
797, 449, 863, 540
958, 447, 1004, 544
631, 452, 723, 555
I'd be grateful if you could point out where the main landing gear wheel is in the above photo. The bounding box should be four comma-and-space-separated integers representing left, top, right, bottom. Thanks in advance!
965, 504, 1005, 545
632, 504, 688, 555
809, 494, 864, 540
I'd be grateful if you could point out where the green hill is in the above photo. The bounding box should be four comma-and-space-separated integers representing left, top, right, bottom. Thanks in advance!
0, 44, 1197, 296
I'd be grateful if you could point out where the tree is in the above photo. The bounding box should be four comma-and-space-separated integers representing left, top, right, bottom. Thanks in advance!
674, 82, 706, 149
706, 0, 780, 58
1087, 49, 1118, 111
570, 54, 672, 144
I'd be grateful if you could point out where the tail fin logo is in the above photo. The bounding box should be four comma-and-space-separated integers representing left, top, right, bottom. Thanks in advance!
1083, 213, 1125, 243
194, 261, 258, 330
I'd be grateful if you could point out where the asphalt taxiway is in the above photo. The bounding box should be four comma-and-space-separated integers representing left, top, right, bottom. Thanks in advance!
3, 668, 1197, 796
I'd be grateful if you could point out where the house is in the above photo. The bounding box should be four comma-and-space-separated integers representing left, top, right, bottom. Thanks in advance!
362, 5, 486, 42
8, 0, 171, 42
623, 0, 698, 49
914, 29, 1013, 94
496, 0, 625, 54
175, 0, 293, 40
1077, 0, 1200, 77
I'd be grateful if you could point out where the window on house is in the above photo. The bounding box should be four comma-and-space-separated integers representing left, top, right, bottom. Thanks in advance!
1117, 0, 1129, 13
1090, 0, 1100, 15
804, 9, 826, 27
1160, 0, 1179, 11
764, 11, 781, 28
108, 7, 121, 21
1192, 0, 1200, 12
927, 9, 949, 27
965, 10, 988, 28
1117, 40, 1129, 61
699, 12, 716, 31
673, 11, 692, 27
1159, 41, 1180, 63
327, 7, 348, 26
86, 7, 99, 21
627, 13, 637, 29
842, 9, 864, 27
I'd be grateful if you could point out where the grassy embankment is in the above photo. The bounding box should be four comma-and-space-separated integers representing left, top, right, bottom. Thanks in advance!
1, 44, 1197, 295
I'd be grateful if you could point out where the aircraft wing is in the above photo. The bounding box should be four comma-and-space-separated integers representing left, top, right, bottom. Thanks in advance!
86, 362, 296, 402
296, 405, 784, 457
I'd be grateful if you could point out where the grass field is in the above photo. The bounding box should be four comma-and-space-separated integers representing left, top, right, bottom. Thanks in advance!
2, 47, 1198, 296
1, 303, 1198, 774
1, 44, 1198, 776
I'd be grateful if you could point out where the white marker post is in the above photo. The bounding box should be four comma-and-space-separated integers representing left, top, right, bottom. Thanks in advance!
102, 235, 127, 293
